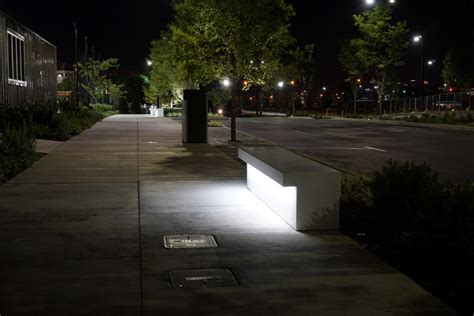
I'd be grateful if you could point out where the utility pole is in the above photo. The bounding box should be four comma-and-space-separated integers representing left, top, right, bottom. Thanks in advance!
73, 23, 79, 107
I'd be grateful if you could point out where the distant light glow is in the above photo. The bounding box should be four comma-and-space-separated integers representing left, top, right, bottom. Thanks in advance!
146, 59, 153, 66
278, 81, 284, 88
217, 109, 224, 115
366, 0, 375, 5
413, 35, 422, 43
222, 79, 231, 87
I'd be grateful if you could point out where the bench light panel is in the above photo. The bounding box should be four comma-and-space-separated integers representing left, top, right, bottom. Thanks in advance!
246, 163, 297, 228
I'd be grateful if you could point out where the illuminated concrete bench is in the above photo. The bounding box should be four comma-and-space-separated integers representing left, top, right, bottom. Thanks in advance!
238, 147, 341, 231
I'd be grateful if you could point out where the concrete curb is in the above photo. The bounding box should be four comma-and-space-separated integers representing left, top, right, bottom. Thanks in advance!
330, 117, 474, 132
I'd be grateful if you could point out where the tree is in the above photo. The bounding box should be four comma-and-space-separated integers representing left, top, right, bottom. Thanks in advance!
441, 49, 474, 92
78, 58, 124, 104
169, 0, 295, 140
339, 41, 365, 115
352, 5, 409, 116
146, 33, 188, 107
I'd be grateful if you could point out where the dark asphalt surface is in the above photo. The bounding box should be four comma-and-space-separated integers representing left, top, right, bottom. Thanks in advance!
225, 117, 474, 183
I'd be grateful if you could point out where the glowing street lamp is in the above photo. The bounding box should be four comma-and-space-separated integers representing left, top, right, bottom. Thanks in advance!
413, 34, 425, 110
278, 81, 284, 88
146, 59, 153, 67
222, 79, 231, 88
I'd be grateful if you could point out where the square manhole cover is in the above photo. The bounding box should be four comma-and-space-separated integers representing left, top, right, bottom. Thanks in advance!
169, 268, 238, 289
163, 235, 218, 249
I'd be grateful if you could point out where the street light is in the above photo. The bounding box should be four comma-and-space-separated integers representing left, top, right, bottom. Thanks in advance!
413, 34, 425, 111
278, 81, 284, 88
426, 60, 435, 96
365, 0, 395, 6
146, 59, 152, 67
222, 78, 231, 88
289, 80, 296, 116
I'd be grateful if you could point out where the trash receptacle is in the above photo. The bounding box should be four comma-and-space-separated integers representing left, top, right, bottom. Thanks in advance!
182, 90, 207, 143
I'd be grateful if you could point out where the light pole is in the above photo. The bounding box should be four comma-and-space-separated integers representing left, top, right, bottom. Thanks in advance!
222, 78, 236, 141
290, 80, 296, 116
413, 35, 424, 112
426, 59, 435, 106
73, 23, 79, 107
278, 81, 284, 112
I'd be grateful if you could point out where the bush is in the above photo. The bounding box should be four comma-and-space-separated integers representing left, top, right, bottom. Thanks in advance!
91, 103, 117, 117
340, 174, 372, 238
0, 102, 105, 141
0, 125, 37, 184
208, 120, 222, 127
165, 108, 182, 117
369, 160, 445, 251
340, 160, 474, 314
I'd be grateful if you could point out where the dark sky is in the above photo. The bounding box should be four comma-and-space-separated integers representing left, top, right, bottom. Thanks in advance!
1, 0, 472, 88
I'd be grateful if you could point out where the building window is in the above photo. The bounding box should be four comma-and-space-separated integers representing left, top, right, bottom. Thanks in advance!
7, 30, 27, 87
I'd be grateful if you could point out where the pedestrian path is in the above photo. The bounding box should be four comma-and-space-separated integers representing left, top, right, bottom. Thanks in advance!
0, 115, 454, 315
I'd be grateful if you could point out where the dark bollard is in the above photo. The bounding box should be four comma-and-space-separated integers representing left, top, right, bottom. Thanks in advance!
182, 89, 208, 143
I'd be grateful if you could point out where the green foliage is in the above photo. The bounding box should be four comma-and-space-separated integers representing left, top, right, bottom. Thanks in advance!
0, 125, 37, 184
123, 75, 146, 105
370, 160, 444, 249
340, 174, 373, 235
57, 76, 74, 91
0, 102, 105, 141
91, 103, 117, 117
78, 58, 125, 104
152, 0, 295, 92
341, 160, 474, 259
441, 49, 474, 92
351, 5, 409, 112
339, 40, 365, 108
164, 108, 182, 118
401, 112, 473, 126
207, 120, 222, 127
146, 35, 187, 106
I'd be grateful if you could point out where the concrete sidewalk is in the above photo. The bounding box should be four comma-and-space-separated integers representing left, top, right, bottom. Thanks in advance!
0, 115, 454, 315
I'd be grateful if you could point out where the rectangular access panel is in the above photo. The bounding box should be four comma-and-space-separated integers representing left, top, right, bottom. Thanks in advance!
182, 89, 208, 143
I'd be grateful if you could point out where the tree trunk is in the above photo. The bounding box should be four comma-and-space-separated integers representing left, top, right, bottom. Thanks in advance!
256, 85, 260, 117
231, 87, 237, 142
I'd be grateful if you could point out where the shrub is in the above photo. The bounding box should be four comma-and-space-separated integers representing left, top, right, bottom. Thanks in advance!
91, 103, 117, 117
208, 120, 222, 127
0, 125, 37, 184
165, 108, 182, 117
340, 174, 373, 237
369, 160, 445, 251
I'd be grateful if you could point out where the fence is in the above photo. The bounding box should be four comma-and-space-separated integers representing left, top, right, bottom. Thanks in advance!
352, 93, 472, 115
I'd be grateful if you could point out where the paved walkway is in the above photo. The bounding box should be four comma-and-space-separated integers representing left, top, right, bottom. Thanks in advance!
0, 115, 454, 315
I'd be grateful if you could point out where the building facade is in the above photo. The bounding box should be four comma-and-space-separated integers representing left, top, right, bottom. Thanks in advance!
0, 10, 57, 105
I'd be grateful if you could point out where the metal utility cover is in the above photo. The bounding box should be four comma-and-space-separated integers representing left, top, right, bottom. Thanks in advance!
169, 268, 238, 289
163, 235, 218, 249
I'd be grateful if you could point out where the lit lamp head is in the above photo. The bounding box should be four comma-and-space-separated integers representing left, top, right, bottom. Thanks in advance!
413, 35, 422, 43
222, 79, 231, 88
278, 81, 284, 88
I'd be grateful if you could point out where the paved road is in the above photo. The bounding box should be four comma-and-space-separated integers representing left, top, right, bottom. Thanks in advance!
227, 118, 474, 182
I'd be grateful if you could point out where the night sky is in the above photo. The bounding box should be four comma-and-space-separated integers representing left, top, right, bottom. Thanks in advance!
1, 0, 472, 89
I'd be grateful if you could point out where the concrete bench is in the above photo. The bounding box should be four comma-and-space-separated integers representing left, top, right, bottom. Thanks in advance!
238, 147, 341, 231
149, 106, 164, 117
